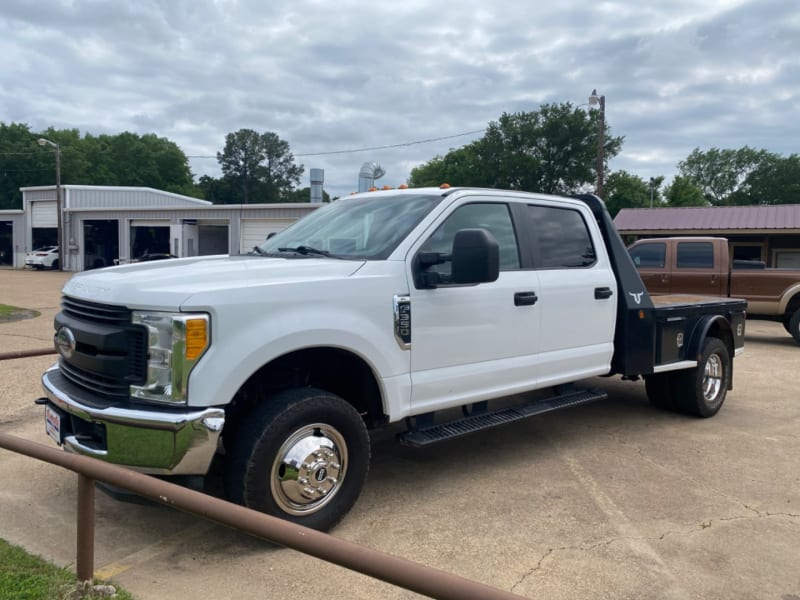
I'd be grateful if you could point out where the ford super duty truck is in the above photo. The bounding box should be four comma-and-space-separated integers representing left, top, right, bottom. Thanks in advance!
629, 236, 800, 344
39, 187, 746, 530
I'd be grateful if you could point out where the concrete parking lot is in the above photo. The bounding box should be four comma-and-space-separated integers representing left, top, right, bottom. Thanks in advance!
1, 267, 798, 599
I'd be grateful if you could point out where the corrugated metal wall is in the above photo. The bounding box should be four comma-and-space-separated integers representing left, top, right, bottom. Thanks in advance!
18, 186, 320, 271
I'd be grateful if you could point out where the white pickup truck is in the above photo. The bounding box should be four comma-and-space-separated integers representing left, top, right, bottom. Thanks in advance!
39, 187, 746, 530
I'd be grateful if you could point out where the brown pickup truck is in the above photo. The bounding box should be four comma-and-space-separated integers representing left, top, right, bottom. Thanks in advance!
628, 236, 800, 344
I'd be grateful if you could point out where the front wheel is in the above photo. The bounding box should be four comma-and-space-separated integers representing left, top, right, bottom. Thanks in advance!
224, 387, 370, 531
673, 337, 730, 417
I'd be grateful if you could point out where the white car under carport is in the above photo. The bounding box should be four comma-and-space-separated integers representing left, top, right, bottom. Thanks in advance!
24, 246, 59, 269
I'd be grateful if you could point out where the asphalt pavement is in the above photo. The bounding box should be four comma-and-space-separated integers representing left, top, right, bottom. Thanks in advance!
1, 267, 798, 599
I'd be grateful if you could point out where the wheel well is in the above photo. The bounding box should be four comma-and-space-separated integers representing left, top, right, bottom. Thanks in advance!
703, 318, 734, 358
223, 347, 386, 445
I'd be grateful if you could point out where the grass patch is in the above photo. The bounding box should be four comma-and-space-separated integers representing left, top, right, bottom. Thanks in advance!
0, 304, 40, 323
0, 539, 135, 599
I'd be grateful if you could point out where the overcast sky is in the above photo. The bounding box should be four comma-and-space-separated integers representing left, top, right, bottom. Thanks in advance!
2, 0, 798, 199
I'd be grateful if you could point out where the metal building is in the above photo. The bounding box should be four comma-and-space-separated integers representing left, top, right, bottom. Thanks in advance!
5, 185, 319, 271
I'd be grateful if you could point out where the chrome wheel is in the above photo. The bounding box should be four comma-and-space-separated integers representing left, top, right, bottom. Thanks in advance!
270, 423, 347, 516
702, 353, 723, 403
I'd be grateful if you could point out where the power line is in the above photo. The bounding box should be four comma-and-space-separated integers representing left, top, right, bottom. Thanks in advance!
295, 129, 486, 157
185, 128, 487, 159
1, 127, 488, 165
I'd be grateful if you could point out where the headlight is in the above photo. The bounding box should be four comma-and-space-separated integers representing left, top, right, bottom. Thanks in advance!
130, 311, 210, 404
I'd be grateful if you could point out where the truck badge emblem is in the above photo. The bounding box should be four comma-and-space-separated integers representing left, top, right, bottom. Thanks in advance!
393, 295, 412, 349
629, 291, 644, 305
676, 333, 684, 348
55, 327, 77, 360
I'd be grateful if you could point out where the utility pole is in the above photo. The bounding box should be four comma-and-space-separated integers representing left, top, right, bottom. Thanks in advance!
589, 90, 605, 199
38, 138, 63, 271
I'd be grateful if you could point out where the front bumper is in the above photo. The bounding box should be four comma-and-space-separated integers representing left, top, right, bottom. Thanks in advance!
41, 365, 225, 475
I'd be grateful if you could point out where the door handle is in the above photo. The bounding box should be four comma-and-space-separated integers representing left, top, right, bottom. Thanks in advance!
514, 291, 538, 306
594, 287, 613, 299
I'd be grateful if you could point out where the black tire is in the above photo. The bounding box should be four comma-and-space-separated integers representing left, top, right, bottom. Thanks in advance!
644, 373, 676, 411
224, 387, 370, 531
52, 259, 59, 270
672, 337, 730, 418
787, 310, 800, 345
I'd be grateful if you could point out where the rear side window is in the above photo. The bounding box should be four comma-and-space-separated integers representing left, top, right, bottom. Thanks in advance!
527, 205, 596, 268
629, 243, 666, 268
677, 242, 713, 268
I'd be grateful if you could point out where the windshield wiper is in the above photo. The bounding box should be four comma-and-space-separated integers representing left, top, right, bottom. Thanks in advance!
277, 245, 342, 259
249, 246, 269, 256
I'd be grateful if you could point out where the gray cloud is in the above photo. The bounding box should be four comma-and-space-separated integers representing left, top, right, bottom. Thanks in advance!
1, 0, 798, 198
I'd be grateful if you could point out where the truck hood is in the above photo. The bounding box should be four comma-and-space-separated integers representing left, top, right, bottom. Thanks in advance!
62, 255, 366, 309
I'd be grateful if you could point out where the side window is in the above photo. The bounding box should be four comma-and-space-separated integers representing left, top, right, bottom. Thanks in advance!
528, 205, 596, 268
677, 242, 713, 268
629, 243, 666, 268
419, 202, 520, 278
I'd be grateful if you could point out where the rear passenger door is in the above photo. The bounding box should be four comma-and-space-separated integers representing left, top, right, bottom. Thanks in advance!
672, 241, 724, 296
629, 241, 671, 294
522, 203, 617, 385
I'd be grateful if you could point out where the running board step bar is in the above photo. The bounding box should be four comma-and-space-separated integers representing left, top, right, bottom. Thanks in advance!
398, 388, 608, 448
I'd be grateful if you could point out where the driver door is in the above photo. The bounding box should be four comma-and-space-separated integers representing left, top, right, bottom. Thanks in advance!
407, 197, 541, 413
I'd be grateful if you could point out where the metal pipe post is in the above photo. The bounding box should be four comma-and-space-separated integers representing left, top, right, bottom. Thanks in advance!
76, 473, 95, 581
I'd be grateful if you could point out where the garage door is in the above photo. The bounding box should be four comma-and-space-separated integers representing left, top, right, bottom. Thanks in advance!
31, 201, 57, 228
240, 219, 294, 253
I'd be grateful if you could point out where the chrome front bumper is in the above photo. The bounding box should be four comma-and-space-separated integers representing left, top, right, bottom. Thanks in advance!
41, 365, 225, 475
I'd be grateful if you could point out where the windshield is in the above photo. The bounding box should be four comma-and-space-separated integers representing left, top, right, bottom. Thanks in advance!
258, 193, 443, 259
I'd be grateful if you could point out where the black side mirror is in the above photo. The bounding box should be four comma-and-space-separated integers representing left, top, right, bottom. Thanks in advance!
451, 228, 500, 284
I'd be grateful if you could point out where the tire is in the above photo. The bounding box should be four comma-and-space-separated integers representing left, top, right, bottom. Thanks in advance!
787, 310, 800, 345
52, 259, 59, 270
672, 337, 730, 418
644, 373, 675, 411
224, 387, 370, 531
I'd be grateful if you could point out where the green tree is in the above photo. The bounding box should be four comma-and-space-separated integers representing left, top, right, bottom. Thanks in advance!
728, 153, 800, 205
217, 129, 304, 203
409, 103, 623, 195
664, 176, 707, 207
677, 146, 774, 206
407, 145, 482, 188
197, 174, 236, 204
0, 122, 41, 209
604, 171, 655, 217
0, 122, 199, 208
282, 187, 331, 203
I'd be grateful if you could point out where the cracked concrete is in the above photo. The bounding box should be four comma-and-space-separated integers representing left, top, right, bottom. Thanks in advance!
1, 267, 799, 599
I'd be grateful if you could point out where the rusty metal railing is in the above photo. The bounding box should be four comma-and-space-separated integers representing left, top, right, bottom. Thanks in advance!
0, 432, 527, 600
0, 348, 56, 361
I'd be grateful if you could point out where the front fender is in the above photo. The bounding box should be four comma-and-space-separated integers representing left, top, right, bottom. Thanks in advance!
185, 303, 410, 413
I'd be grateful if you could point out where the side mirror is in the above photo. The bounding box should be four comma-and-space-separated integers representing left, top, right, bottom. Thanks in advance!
451, 228, 499, 284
